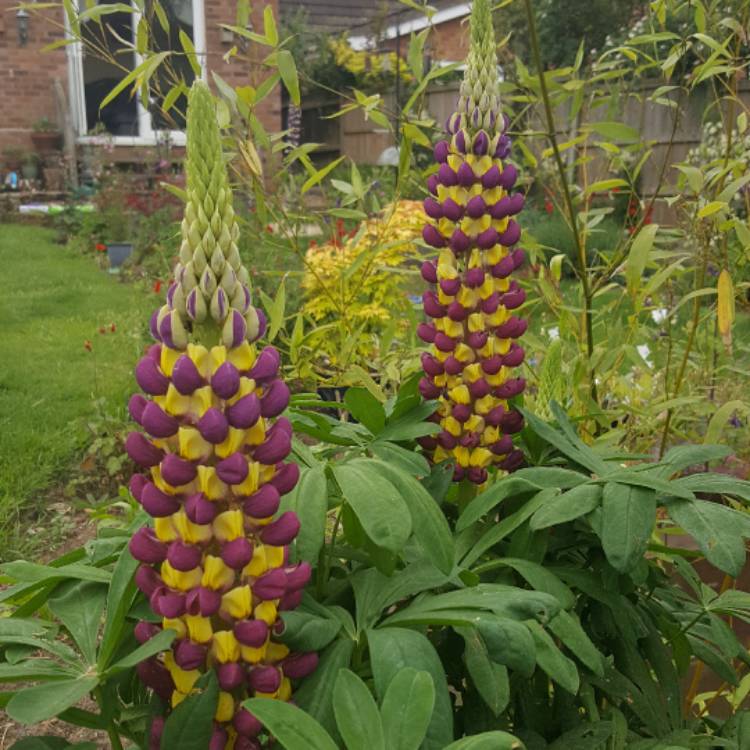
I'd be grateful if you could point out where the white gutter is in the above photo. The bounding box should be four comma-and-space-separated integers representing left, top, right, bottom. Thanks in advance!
348, 3, 471, 50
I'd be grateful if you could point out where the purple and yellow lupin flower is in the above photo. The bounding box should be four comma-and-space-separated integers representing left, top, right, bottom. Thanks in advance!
418, 0, 526, 484
126, 81, 316, 750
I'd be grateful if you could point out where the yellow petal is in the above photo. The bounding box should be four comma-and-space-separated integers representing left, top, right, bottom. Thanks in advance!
454, 446, 470, 467
164, 657, 200, 694
254, 601, 277, 626
265, 641, 290, 662
243, 546, 267, 578
265, 545, 285, 568
240, 643, 267, 663
187, 343, 210, 378
178, 426, 212, 461
463, 363, 482, 382
277, 677, 292, 701
202, 555, 236, 590
171, 690, 187, 708
210, 345, 227, 374
455, 344, 474, 363
165, 384, 193, 417
160, 345, 182, 377
244, 420, 266, 447
221, 585, 253, 619
228, 376, 256, 406
443, 416, 462, 437
190, 385, 214, 417
161, 561, 202, 591
474, 395, 496, 415
465, 414, 484, 433
448, 385, 471, 405
197, 465, 228, 500
154, 516, 178, 542
234, 461, 260, 496
211, 630, 241, 663
213, 509, 245, 542
227, 341, 257, 371
215, 692, 235, 722
470, 447, 493, 468
467, 313, 485, 333
173, 510, 213, 544
215, 428, 246, 460
162, 617, 187, 639
185, 615, 213, 643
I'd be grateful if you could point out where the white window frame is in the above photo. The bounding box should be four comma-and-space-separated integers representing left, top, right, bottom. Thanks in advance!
65, 0, 206, 146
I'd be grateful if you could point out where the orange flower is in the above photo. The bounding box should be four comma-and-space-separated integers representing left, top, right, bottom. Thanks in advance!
153, 280, 162, 294
84, 340, 93, 352
95, 243, 107, 252
110, 323, 116, 332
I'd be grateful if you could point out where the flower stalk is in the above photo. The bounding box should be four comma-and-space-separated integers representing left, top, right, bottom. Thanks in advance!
126, 80, 316, 750
418, 0, 526, 484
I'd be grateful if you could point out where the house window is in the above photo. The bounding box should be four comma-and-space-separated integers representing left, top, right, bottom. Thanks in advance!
68, 0, 205, 143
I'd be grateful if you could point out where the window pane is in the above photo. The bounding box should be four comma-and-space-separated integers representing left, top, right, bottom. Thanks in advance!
148, 0, 197, 131
82, 1, 138, 136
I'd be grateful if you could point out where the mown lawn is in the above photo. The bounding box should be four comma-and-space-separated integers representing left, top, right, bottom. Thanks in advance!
0, 224, 153, 558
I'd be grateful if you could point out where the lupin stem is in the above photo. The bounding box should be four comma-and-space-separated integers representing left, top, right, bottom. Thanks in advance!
522, 0, 598, 409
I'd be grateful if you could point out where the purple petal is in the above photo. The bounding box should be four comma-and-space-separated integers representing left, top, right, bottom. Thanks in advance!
259, 511, 300, 546
135, 356, 169, 396
125, 432, 164, 468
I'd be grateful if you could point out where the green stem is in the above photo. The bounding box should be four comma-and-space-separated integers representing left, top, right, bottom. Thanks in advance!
94, 688, 124, 750
522, 0, 597, 409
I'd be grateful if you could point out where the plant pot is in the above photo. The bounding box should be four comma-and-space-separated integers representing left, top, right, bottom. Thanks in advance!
107, 242, 133, 273
31, 131, 62, 154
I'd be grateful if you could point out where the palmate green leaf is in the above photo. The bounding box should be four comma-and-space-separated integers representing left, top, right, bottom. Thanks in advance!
548, 610, 604, 676
0, 636, 79, 666
160, 671, 218, 750
443, 732, 525, 750
462, 489, 559, 568
104, 628, 176, 675
344, 387, 386, 434
6, 676, 99, 724
48, 581, 106, 666
278, 611, 341, 651
0, 562, 110, 586
486, 558, 574, 609
0, 618, 54, 638
245, 698, 337, 750
457, 477, 542, 533
457, 627, 509, 716
530, 483, 602, 531
368, 460, 454, 574
599, 470, 694, 500
333, 669, 385, 750
367, 628, 453, 750
380, 668, 435, 750
333, 461, 412, 553
673, 472, 750, 502
657, 444, 732, 477
477, 616, 536, 676
601, 483, 656, 573
98, 545, 138, 668
295, 638, 354, 738
0, 660, 77, 683
665, 498, 749, 577
370, 442, 430, 477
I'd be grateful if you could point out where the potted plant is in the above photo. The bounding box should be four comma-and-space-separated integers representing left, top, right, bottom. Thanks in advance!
30, 117, 62, 154
102, 207, 134, 273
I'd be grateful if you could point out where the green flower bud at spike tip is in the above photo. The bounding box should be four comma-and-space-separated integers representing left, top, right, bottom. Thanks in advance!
419, 0, 527, 484
165, 81, 267, 349
131, 79, 316, 750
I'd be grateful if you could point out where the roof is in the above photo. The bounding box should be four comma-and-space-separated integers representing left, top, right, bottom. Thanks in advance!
280, 0, 469, 39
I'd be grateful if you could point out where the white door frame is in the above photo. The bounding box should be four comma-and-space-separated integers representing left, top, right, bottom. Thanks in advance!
65, 0, 206, 146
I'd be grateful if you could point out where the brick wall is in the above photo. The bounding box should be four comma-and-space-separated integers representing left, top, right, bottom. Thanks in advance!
0, 0, 280, 158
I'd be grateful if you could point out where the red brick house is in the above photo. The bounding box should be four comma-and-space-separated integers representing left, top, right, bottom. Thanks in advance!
0, 0, 280, 160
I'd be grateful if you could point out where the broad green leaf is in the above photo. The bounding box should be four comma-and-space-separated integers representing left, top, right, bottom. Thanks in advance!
302, 157, 346, 194
1, 562, 110, 585
548, 610, 604, 676
527, 621, 579, 694
371, 442, 430, 477
105, 628, 176, 675
666, 498, 749, 577
703, 399, 749, 445
697, 201, 727, 219
599, 470, 694, 500
488, 559, 575, 610
601, 483, 656, 573
477, 616, 536, 676
368, 628, 453, 750
443, 732, 524, 750
368, 460, 454, 574
245, 698, 338, 750
530, 483, 602, 530
458, 627, 509, 716
333, 462, 412, 553
344, 388, 386, 434
380, 668, 435, 750
457, 477, 542, 533
98, 547, 138, 670
179, 29, 201, 76
290, 467, 328, 564
333, 669, 384, 750
673, 472, 750, 502
6, 676, 99, 724
279, 611, 341, 651
548, 722, 614, 749
295, 639, 355, 738
48, 580, 106, 665
263, 4, 278, 45
659, 444, 732, 476
0, 661, 76, 682
99, 52, 170, 111
626, 224, 659, 297
588, 121, 640, 142
584, 178, 629, 195
277, 49, 300, 106
160, 671, 218, 750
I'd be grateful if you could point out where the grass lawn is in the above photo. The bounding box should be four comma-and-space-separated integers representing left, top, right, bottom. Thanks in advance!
0, 224, 153, 558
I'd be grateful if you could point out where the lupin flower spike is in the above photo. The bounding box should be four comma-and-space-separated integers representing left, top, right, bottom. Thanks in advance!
127, 80, 316, 750
418, 0, 527, 484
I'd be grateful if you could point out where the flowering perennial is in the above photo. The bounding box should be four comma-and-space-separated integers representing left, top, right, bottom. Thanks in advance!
418, 0, 526, 483
126, 81, 315, 750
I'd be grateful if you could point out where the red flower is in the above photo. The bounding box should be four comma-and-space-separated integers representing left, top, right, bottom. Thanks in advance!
84, 340, 93, 352
110, 323, 116, 332
544, 200, 554, 214
99, 326, 107, 335
153, 280, 163, 294
95, 243, 107, 252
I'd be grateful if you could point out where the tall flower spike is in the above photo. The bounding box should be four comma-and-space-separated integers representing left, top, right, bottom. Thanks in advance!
419, 0, 527, 484
129, 80, 316, 750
